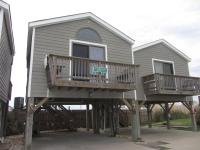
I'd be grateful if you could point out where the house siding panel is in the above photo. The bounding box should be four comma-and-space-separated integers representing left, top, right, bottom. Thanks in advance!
134, 43, 190, 101
29, 18, 132, 97
0, 18, 12, 101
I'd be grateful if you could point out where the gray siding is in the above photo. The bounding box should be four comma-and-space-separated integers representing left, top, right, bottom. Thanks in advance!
0, 18, 12, 101
134, 43, 190, 101
30, 18, 132, 98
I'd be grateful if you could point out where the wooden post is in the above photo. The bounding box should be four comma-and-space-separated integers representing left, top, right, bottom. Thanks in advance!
92, 104, 96, 133
116, 103, 120, 134
109, 104, 114, 136
0, 101, 2, 142
93, 103, 100, 134
86, 104, 89, 131
190, 102, 197, 131
131, 100, 140, 141
147, 104, 154, 128
25, 98, 34, 150
165, 103, 170, 129
91, 104, 94, 130
33, 109, 40, 136
0, 101, 8, 143
0, 101, 4, 142
103, 104, 107, 132
96, 104, 100, 134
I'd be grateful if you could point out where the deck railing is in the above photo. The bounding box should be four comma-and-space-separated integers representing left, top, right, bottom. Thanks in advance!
46, 54, 139, 91
142, 73, 200, 96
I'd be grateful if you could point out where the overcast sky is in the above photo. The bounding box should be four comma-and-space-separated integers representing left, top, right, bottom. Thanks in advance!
6, 0, 200, 105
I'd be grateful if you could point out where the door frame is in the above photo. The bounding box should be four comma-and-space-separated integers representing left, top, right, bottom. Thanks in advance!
152, 58, 175, 74
69, 39, 108, 80
152, 58, 176, 90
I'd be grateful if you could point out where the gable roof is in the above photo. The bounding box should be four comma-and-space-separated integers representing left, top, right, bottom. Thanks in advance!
29, 12, 135, 44
132, 39, 191, 62
0, 0, 15, 55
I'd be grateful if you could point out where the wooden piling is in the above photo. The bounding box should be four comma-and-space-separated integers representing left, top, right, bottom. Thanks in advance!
25, 98, 34, 150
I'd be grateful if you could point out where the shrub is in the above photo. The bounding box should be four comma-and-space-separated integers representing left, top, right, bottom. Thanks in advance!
170, 109, 189, 120
153, 109, 164, 122
152, 105, 190, 123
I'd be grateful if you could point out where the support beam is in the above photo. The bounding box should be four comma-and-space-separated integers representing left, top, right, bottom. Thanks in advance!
96, 104, 100, 134
91, 104, 94, 130
86, 104, 89, 131
165, 103, 170, 129
116, 104, 120, 134
146, 104, 154, 128
131, 100, 141, 141
109, 103, 116, 137
182, 101, 197, 131
93, 103, 100, 134
25, 98, 34, 150
0, 101, 8, 143
33, 97, 48, 112
122, 99, 132, 110
103, 104, 107, 132
33, 108, 41, 136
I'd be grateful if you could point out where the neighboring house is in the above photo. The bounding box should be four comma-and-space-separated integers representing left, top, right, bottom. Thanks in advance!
0, 0, 15, 142
133, 39, 200, 128
25, 12, 139, 149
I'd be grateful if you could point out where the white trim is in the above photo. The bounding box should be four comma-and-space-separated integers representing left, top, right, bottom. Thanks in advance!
0, 8, 4, 41
133, 39, 191, 62
27, 28, 35, 97
0, 1, 9, 10
69, 39, 108, 79
29, 12, 134, 44
132, 49, 134, 64
152, 58, 175, 75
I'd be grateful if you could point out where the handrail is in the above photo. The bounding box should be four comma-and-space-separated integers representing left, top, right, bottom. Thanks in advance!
48, 54, 140, 67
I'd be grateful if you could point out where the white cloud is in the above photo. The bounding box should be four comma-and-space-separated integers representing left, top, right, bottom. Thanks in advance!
5, 0, 200, 105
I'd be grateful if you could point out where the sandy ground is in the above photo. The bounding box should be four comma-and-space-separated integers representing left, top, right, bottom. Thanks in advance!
2, 127, 200, 150
31, 127, 200, 150
32, 130, 152, 150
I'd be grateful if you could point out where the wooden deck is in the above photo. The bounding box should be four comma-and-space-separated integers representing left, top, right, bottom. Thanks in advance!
142, 73, 200, 96
46, 54, 139, 91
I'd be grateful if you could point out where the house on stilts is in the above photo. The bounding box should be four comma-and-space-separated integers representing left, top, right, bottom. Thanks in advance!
25, 12, 139, 150
133, 39, 200, 130
25, 12, 200, 150
0, 0, 15, 143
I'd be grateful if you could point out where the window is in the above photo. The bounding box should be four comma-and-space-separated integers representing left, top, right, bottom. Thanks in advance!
76, 28, 102, 43
154, 60, 174, 75
71, 42, 106, 81
153, 59, 175, 90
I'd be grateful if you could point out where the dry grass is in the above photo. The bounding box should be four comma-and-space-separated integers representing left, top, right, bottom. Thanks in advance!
0, 135, 24, 150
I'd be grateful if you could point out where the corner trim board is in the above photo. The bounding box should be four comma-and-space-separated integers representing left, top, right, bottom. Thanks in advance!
0, 9, 4, 41
27, 28, 36, 97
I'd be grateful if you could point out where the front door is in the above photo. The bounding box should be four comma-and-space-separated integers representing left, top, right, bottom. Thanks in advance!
72, 43, 106, 81
72, 44, 89, 79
